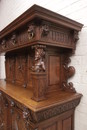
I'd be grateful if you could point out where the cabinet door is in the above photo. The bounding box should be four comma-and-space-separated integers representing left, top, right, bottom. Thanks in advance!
11, 108, 27, 130
0, 92, 8, 130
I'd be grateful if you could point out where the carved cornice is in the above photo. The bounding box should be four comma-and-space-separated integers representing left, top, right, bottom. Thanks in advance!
0, 5, 83, 39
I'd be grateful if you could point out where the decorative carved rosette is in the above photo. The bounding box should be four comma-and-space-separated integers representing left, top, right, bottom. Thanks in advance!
62, 56, 76, 92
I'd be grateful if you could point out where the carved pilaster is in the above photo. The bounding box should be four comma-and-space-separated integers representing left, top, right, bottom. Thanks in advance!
31, 45, 47, 101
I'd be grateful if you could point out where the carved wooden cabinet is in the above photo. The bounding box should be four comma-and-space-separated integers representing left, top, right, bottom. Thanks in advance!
0, 5, 83, 130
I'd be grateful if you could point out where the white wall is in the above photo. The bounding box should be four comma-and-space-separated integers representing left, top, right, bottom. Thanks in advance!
0, 0, 87, 130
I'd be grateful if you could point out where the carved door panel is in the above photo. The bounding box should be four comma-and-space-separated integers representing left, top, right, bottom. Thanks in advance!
11, 108, 27, 130
0, 92, 8, 130
5, 57, 15, 83
15, 55, 28, 87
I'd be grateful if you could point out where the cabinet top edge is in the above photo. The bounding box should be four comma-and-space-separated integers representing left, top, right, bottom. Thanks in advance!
0, 4, 83, 39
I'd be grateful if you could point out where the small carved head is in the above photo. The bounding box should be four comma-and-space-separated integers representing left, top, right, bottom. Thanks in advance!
41, 24, 49, 36
28, 24, 35, 40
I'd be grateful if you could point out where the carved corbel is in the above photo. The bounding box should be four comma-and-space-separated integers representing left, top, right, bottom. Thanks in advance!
11, 33, 17, 46
41, 24, 49, 36
62, 57, 76, 92
28, 24, 35, 40
1, 39, 6, 49
73, 30, 79, 43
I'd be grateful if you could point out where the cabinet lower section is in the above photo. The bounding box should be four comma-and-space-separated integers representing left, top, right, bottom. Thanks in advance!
0, 81, 82, 130
0, 91, 78, 130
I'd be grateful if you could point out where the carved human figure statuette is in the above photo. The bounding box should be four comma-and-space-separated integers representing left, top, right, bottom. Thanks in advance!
31, 45, 46, 72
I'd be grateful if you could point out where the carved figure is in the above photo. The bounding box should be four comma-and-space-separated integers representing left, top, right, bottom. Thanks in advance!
11, 34, 17, 45
28, 24, 35, 40
31, 45, 46, 72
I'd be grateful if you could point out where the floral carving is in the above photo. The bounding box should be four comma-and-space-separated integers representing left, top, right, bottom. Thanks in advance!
31, 45, 46, 72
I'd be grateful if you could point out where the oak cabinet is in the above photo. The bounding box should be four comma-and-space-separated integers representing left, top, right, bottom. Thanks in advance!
0, 4, 83, 130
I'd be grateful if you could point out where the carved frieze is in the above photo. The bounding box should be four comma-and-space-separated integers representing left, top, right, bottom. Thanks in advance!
32, 97, 81, 123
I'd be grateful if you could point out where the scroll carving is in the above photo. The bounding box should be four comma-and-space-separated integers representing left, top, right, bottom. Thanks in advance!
62, 57, 76, 92
11, 33, 17, 46
28, 24, 35, 40
31, 45, 46, 72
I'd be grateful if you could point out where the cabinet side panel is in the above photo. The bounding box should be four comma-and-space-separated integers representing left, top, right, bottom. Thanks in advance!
48, 55, 60, 87
63, 117, 71, 130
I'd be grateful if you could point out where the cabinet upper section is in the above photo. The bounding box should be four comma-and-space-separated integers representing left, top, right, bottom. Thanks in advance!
0, 4, 83, 53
